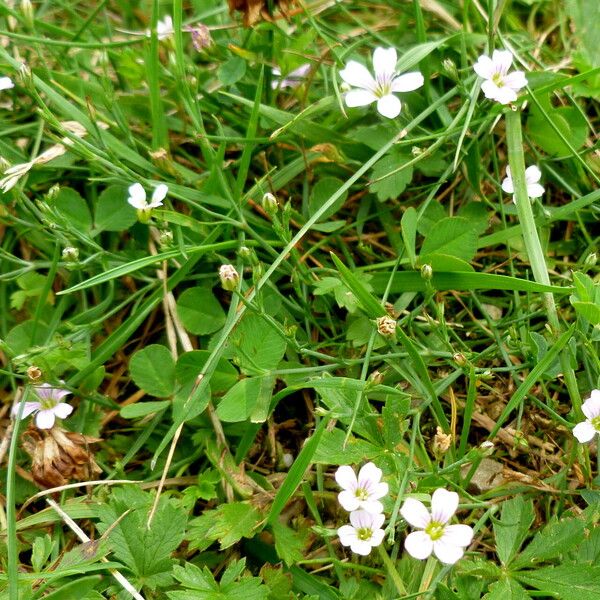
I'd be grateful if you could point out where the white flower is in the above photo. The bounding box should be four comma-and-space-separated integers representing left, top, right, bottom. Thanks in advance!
156, 16, 174, 40
502, 165, 545, 203
401, 488, 473, 565
0, 76, 14, 91
219, 264, 239, 291
12, 383, 73, 429
127, 182, 168, 210
573, 389, 600, 443
335, 462, 389, 513
271, 64, 311, 90
473, 50, 527, 105
337, 510, 385, 556
339, 47, 424, 119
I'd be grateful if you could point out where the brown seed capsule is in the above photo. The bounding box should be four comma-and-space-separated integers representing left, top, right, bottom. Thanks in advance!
376, 315, 397, 337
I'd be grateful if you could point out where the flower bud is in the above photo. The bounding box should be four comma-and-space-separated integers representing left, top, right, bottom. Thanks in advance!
584, 253, 597, 268
27, 365, 42, 381
442, 58, 458, 81
21, 0, 34, 28
376, 315, 397, 337
453, 352, 467, 367
158, 229, 174, 248
262, 192, 278, 215
219, 264, 239, 291
46, 184, 60, 202
421, 264, 433, 280
479, 440, 495, 456
62, 246, 79, 262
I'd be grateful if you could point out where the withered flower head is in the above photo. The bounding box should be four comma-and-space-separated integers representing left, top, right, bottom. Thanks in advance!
228, 0, 295, 27
21, 426, 102, 489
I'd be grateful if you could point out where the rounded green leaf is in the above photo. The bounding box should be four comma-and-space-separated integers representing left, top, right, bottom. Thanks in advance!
308, 177, 348, 221
176, 287, 226, 335
129, 344, 176, 397
95, 185, 137, 232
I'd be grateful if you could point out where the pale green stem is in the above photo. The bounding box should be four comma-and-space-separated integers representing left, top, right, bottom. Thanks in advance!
504, 109, 581, 415
418, 555, 438, 595
378, 545, 407, 596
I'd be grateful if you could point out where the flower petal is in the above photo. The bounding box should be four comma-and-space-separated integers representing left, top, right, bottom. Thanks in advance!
401, 498, 431, 528
494, 85, 518, 105
351, 539, 375, 555
431, 489, 458, 524
501, 176, 514, 194
358, 462, 382, 485
582, 395, 600, 420
128, 183, 147, 209
377, 94, 401, 118
12, 401, 40, 419
491, 50, 514, 74
503, 70, 528, 91
335, 465, 357, 490
480, 80, 501, 101
339, 60, 376, 90
150, 183, 168, 207
404, 530, 433, 560
373, 47, 398, 80
349, 509, 374, 529
370, 527, 385, 547
443, 524, 473, 548
35, 409, 56, 429
344, 89, 377, 108
337, 524, 357, 547
53, 403, 74, 419
573, 421, 596, 443
0, 76, 14, 91
433, 539, 465, 564
391, 72, 424, 93
527, 183, 545, 198
338, 490, 361, 512
361, 499, 384, 514
524, 165, 541, 184
369, 481, 389, 500
590, 389, 600, 403
473, 55, 494, 79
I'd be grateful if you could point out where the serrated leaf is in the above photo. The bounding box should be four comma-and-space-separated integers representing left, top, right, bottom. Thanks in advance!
271, 521, 307, 566
129, 344, 176, 397
176, 287, 226, 335
484, 578, 529, 600
210, 503, 263, 550
493, 496, 534, 566
515, 565, 600, 600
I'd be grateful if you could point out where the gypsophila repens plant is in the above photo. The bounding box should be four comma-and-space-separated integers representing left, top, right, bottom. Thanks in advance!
0, 1, 598, 598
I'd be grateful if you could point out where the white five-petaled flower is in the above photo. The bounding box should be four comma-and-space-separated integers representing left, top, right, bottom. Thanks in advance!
502, 165, 545, 203
12, 383, 73, 429
573, 389, 600, 444
146, 16, 174, 40
335, 462, 389, 514
473, 50, 527, 105
339, 47, 424, 119
271, 64, 311, 90
127, 182, 168, 211
337, 509, 385, 556
0, 76, 14, 91
401, 488, 473, 565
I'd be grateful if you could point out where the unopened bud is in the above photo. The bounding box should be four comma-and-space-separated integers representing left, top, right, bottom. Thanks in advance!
62, 246, 79, 262
376, 315, 397, 337
46, 184, 60, 201
158, 229, 174, 247
453, 352, 467, 367
21, 0, 34, 28
27, 365, 42, 381
421, 264, 433, 280
369, 370, 384, 385
219, 264, 239, 291
584, 253, 597, 268
442, 58, 458, 80
480, 440, 495, 456
282, 452, 294, 468
17, 62, 31, 85
186, 23, 212, 51
262, 192, 278, 215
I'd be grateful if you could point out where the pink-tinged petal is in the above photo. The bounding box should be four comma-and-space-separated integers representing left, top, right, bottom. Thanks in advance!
404, 531, 433, 560
431, 489, 458, 524
150, 183, 168, 207
494, 86, 518, 105
433, 539, 465, 564
590, 389, 600, 403
335, 465, 357, 490
0, 76, 14, 91
391, 72, 424, 93
339, 61, 376, 90
12, 401, 40, 419
53, 403, 73, 419
480, 80, 501, 101
504, 70, 528, 91
361, 499, 384, 514
501, 176, 514, 194
527, 183, 545, 198
370, 482, 389, 500
35, 409, 56, 429
349, 509, 373, 529
442, 524, 473, 548
492, 50, 514, 74
473, 55, 494, 79
337, 524, 357, 547
370, 512, 385, 530
370, 528, 385, 547
351, 539, 375, 555
524, 165, 541, 183
338, 490, 361, 512
358, 462, 383, 485
573, 421, 596, 443
34, 383, 54, 401
344, 89, 377, 108
582, 396, 600, 420
373, 47, 398, 80
401, 498, 431, 528
377, 94, 401, 118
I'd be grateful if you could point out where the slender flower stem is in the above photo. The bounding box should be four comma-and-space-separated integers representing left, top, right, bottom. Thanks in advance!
504, 109, 581, 415
418, 555, 437, 595
378, 545, 407, 596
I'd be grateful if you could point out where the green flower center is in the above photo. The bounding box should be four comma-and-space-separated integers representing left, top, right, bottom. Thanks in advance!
491, 72, 505, 87
356, 527, 373, 541
355, 487, 369, 501
592, 415, 600, 431
39, 397, 56, 410
425, 521, 445, 541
